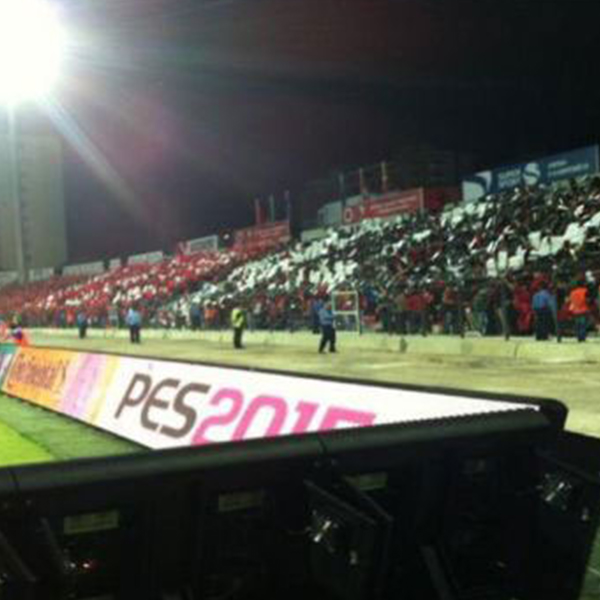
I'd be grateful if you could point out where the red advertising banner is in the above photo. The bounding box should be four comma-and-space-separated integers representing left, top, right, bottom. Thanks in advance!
342, 189, 424, 225
423, 187, 460, 213
233, 221, 291, 250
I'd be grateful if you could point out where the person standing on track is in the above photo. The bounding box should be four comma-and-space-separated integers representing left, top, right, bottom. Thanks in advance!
532, 281, 556, 341
318, 300, 337, 353
126, 305, 142, 344
77, 311, 89, 339
231, 303, 247, 349
569, 280, 590, 342
495, 277, 514, 341
311, 296, 323, 334
108, 306, 119, 330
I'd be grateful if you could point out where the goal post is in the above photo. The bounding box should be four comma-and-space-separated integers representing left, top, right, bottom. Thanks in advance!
331, 289, 361, 333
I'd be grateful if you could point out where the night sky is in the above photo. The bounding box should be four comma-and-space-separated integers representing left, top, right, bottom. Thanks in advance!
30, 0, 600, 262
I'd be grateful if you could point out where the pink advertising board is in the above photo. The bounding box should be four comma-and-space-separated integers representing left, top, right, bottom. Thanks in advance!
1, 347, 536, 450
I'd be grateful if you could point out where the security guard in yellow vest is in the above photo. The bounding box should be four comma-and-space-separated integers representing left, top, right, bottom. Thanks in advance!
231, 305, 247, 349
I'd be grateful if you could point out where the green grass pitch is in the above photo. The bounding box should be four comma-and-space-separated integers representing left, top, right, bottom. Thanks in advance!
0, 410, 53, 467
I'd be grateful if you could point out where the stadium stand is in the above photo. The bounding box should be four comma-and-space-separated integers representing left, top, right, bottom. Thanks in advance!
2, 174, 600, 338
0, 249, 273, 328
172, 174, 600, 336
0, 275, 88, 324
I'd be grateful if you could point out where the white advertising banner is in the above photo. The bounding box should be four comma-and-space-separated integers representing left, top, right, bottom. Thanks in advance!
64, 261, 105, 276
29, 267, 54, 282
182, 235, 220, 253
0, 271, 18, 287
2, 347, 536, 451
127, 250, 165, 265
108, 258, 122, 271
95, 356, 536, 449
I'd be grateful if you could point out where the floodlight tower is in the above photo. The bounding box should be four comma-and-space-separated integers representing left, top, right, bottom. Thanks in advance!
0, 0, 65, 283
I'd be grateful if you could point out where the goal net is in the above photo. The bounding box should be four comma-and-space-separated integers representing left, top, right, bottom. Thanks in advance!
331, 289, 361, 333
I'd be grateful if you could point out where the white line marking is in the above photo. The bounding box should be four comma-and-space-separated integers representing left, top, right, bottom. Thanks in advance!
365, 363, 409, 370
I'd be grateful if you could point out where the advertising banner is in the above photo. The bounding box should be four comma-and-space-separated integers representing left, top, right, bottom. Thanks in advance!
63, 261, 105, 276
0, 345, 17, 386
2, 347, 536, 450
317, 201, 343, 227
342, 189, 424, 225
108, 258, 122, 271
177, 235, 220, 255
29, 268, 54, 282
2, 347, 120, 420
0, 272, 18, 288
3, 347, 75, 410
462, 145, 600, 202
233, 221, 291, 251
423, 187, 460, 213
301, 228, 329, 243
127, 250, 165, 265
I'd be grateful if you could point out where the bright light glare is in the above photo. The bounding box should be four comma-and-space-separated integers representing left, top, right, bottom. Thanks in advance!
0, 0, 65, 105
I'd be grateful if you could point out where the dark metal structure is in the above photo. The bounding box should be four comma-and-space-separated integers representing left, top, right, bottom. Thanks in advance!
0, 382, 598, 600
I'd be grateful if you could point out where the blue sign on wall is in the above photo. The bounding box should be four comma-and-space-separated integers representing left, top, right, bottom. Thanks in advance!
462, 145, 600, 201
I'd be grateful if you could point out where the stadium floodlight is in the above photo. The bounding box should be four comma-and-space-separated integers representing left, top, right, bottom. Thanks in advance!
0, 0, 65, 105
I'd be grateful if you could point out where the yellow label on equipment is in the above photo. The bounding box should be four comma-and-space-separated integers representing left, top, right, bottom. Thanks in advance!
218, 490, 265, 513
64, 510, 120, 535
348, 472, 388, 492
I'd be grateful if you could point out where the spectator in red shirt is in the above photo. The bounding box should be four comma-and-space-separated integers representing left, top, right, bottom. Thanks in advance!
406, 288, 427, 336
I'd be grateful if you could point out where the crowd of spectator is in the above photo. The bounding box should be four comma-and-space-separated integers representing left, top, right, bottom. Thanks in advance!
170, 175, 600, 338
3, 175, 600, 340
0, 248, 270, 328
